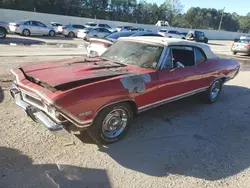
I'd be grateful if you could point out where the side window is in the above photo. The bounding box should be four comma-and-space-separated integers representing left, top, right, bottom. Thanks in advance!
30, 21, 38, 26
74, 25, 84, 29
168, 31, 176, 34
194, 48, 207, 64
36, 22, 46, 27
24, 21, 30, 25
99, 28, 110, 32
99, 24, 105, 27
172, 47, 195, 67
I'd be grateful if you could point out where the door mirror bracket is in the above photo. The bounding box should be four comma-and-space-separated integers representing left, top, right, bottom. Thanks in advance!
176, 61, 185, 68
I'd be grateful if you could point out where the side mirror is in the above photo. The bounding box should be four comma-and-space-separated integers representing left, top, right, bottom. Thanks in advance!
176, 61, 185, 68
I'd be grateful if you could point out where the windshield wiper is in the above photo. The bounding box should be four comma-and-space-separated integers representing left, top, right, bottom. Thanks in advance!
100, 57, 127, 67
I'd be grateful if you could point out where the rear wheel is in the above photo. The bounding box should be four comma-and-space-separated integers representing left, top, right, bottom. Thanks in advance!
201, 80, 223, 104
68, 31, 75, 38
87, 103, 133, 144
22, 29, 31, 36
49, 30, 55, 37
0, 27, 7, 39
204, 38, 208, 43
233, 52, 237, 55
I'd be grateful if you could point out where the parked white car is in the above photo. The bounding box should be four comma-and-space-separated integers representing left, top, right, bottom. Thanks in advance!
77, 27, 112, 40
84, 22, 116, 33
115, 26, 133, 32
158, 29, 186, 39
50, 22, 63, 34
9, 20, 56, 36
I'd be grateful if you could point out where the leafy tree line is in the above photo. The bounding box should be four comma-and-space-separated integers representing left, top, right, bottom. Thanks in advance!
0, 0, 250, 32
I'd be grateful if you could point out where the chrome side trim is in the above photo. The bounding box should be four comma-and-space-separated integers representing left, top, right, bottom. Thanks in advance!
10, 69, 92, 128
138, 87, 208, 112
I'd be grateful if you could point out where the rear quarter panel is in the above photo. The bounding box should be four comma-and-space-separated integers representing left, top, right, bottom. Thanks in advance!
197, 58, 240, 87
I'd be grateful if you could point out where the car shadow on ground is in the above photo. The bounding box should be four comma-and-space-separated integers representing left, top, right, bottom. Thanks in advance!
0, 86, 4, 103
78, 85, 250, 181
0, 147, 111, 188
0, 36, 45, 45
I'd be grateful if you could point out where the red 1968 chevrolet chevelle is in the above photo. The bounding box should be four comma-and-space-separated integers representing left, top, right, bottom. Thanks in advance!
10, 37, 240, 144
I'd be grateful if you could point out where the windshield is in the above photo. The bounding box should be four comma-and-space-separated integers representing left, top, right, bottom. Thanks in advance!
100, 40, 163, 69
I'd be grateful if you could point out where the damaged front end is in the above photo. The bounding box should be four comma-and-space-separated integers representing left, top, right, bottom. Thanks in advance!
10, 83, 67, 134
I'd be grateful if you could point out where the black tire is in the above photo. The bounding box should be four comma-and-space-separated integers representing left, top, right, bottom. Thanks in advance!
201, 79, 223, 104
168, 36, 172, 38
182, 37, 185, 39
204, 38, 208, 44
87, 102, 133, 144
68, 31, 75, 38
22, 29, 31, 36
49, 30, 55, 37
233, 52, 237, 55
0, 27, 7, 39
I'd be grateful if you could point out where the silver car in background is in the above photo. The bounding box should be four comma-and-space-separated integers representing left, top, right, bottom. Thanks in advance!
77, 27, 112, 40
9, 20, 56, 36
0, 21, 9, 39
50, 22, 63, 34
231, 39, 250, 55
62, 24, 85, 37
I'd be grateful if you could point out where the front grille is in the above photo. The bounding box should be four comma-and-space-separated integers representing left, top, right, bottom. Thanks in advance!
22, 91, 45, 110
20, 90, 65, 123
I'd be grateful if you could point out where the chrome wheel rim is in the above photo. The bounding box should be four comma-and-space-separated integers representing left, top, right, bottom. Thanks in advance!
23, 30, 29, 36
50, 31, 55, 36
102, 108, 128, 138
210, 81, 221, 100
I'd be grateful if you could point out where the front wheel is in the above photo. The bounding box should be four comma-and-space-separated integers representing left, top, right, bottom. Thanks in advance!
233, 52, 237, 55
201, 80, 223, 104
68, 31, 75, 38
87, 103, 133, 144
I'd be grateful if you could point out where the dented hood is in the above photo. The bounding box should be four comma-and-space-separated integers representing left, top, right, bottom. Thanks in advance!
20, 57, 134, 90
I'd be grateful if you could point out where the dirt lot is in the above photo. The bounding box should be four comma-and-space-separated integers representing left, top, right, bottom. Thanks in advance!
0, 42, 250, 188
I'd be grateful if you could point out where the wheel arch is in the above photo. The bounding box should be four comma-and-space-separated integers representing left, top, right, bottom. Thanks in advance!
0, 26, 7, 33
93, 99, 138, 121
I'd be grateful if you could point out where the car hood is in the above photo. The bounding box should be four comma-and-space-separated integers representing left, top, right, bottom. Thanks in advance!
19, 57, 137, 91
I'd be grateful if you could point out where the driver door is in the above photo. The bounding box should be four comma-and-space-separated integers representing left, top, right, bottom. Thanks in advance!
157, 46, 202, 102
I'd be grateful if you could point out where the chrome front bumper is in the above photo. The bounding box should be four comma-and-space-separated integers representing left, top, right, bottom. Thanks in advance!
10, 85, 65, 133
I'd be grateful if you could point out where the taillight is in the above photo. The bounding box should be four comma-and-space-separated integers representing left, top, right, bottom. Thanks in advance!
10, 24, 20, 27
247, 45, 250, 48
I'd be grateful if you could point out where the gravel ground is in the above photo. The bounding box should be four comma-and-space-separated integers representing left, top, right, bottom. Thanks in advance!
0, 51, 250, 188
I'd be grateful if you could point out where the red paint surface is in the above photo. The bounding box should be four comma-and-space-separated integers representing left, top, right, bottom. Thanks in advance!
11, 57, 240, 127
